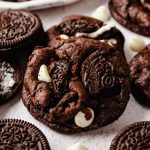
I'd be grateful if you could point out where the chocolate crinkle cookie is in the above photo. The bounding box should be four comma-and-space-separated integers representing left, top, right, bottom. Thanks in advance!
109, 0, 150, 37
22, 30, 130, 134
130, 44, 150, 106
47, 15, 125, 48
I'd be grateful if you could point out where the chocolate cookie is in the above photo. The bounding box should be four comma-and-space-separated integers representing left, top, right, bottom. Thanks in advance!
22, 37, 130, 134
0, 59, 22, 104
0, 119, 50, 149
0, 10, 46, 57
109, 0, 150, 37
130, 44, 150, 106
47, 15, 125, 48
110, 121, 150, 149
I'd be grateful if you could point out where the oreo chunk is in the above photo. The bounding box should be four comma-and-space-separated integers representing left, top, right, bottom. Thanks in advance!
47, 15, 125, 48
22, 37, 130, 134
130, 44, 150, 106
0, 59, 22, 104
0, 10, 46, 57
110, 121, 150, 150
109, 0, 150, 37
0, 119, 51, 150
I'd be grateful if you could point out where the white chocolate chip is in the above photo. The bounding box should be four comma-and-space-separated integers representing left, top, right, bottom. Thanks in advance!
100, 39, 105, 42
38, 64, 52, 83
66, 143, 88, 150
108, 39, 117, 47
129, 36, 146, 52
8, 80, 16, 87
59, 34, 69, 40
74, 107, 94, 128
91, 5, 111, 22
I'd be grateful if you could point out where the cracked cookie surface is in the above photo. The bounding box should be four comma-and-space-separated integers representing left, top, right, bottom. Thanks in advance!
109, 0, 150, 37
22, 37, 130, 134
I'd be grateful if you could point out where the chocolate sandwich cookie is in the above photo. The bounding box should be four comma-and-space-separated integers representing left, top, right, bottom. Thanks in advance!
110, 121, 150, 149
0, 59, 22, 104
22, 37, 130, 134
0, 10, 46, 57
130, 44, 150, 106
0, 119, 50, 150
109, 0, 150, 37
47, 15, 125, 48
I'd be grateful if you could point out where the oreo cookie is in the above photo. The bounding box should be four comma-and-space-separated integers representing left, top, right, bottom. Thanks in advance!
0, 59, 22, 104
0, 10, 46, 57
130, 44, 150, 106
22, 36, 130, 134
0, 119, 51, 150
110, 121, 150, 149
47, 15, 125, 48
109, 0, 150, 37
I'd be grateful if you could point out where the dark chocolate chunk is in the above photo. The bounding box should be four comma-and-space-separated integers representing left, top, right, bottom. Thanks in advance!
130, 44, 150, 106
109, 0, 150, 37
0, 119, 51, 150
22, 36, 130, 134
110, 121, 150, 150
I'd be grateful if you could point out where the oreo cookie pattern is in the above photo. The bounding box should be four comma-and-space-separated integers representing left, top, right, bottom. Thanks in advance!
110, 121, 150, 149
0, 59, 22, 104
22, 36, 130, 134
0, 10, 45, 56
47, 15, 125, 48
109, 0, 150, 37
0, 119, 50, 149
130, 44, 150, 106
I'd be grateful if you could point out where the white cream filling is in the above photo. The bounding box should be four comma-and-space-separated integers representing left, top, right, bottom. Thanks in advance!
0, 73, 15, 94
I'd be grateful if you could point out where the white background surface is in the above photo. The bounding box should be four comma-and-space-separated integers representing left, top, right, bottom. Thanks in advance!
0, 0, 150, 150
